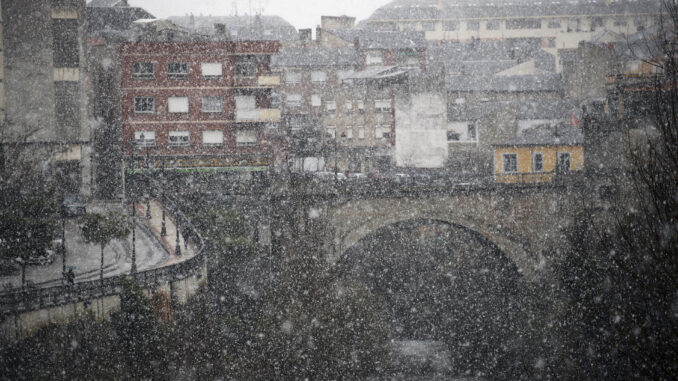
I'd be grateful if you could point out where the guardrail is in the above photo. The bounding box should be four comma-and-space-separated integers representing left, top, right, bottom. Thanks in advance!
0, 199, 205, 316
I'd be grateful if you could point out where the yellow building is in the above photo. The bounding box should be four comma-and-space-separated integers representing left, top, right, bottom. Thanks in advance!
493, 124, 584, 183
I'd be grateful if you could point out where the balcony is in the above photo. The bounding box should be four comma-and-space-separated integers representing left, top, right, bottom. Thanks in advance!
258, 75, 280, 86
235, 108, 281, 122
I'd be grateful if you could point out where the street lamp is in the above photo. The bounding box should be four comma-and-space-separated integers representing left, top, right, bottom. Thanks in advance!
131, 197, 137, 275
160, 161, 167, 236
334, 132, 346, 186
60, 205, 66, 285
139, 133, 152, 220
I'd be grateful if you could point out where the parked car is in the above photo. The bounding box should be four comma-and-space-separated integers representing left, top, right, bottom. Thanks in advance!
313, 171, 346, 181
26, 238, 61, 265
62, 194, 86, 217
348, 173, 368, 180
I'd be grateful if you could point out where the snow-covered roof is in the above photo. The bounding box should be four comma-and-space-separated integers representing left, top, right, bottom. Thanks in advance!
494, 124, 584, 147
87, 0, 128, 7
340, 65, 411, 81
168, 15, 298, 41
324, 29, 427, 50
272, 47, 358, 68
86, 6, 155, 35
365, 0, 662, 23
448, 74, 563, 92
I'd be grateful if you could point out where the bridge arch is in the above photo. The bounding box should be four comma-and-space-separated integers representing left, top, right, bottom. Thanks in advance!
323, 196, 542, 280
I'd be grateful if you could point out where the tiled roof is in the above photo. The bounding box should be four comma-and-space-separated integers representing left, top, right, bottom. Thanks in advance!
324, 29, 427, 49
365, 0, 662, 22
168, 15, 298, 41
494, 124, 584, 146
86, 7, 155, 35
447, 73, 563, 92
272, 47, 358, 67
448, 101, 511, 121
87, 0, 127, 7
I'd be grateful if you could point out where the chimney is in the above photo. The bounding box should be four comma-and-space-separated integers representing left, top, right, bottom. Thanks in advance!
299, 29, 312, 41
214, 23, 231, 40
316, 26, 322, 42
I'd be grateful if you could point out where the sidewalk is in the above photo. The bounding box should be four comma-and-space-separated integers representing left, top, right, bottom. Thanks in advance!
0, 200, 195, 291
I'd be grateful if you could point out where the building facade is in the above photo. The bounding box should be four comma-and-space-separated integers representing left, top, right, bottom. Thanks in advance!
120, 40, 281, 174
1, 0, 90, 197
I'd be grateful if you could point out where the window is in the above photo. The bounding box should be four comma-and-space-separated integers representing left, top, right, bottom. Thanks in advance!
134, 97, 155, 113
326, 101, 337, 114
135, 131, 155, 147
235, 95, 257, 120
366, 51, 382, 65
168, 97, 189, 113
286, 94, 301, 107
447, 131, 460, 142
345, 127, 353, 139
467, 123, 477, 141
53, 19, 79, 67
169, 131, 190, 147
467, 21, 480, 30
486, 20, 500, 30
358, 126, 365, 139
591, 17, 604, 31
547, 37, 556, 48
167, 63, 188, 79
421, 22, 435, 31
344, 101, 353, 114
443, 20, 458, 31
502, 153, 518, 173
613, 17, 628, 27
532, 152, 544, 172
357, 100, 365, 113
557, 152, 571, 172
311, 94, 321, 107
634, 17, 646, 31
547, 19, 561, 29
202, 96, 223, 112
201, 62, 222, 77
133, 62, 154, 79
375, 99, 391, 113
398, 51, 420, 67
286, 71, 301, 84
567, 18, 580, 32
376, 125, 391, 140
236, 59, 257, 77
506, 18, 541, 30
236, 130, 257, 146
202, 130, 223, 146
326, 126, 336, 139
311, 71, 326, 83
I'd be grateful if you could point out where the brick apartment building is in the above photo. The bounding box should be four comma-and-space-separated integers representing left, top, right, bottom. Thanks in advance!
121, 39, 281, 173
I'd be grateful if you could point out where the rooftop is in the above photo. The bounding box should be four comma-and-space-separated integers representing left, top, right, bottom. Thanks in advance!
494, 124, 584, 146
168, 15, 298, 41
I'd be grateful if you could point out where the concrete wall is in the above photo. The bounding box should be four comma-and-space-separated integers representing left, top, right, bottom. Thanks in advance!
395, 92, 447, 168
0, 264, 207, 342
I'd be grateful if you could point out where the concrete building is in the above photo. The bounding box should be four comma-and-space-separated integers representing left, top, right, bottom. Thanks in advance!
1, 0, 91, 197
361, 0, 664, 71
272, 46, 359, 171
492, 124, 584, 183
120, 36, 281, 174
86, 0, 155, 199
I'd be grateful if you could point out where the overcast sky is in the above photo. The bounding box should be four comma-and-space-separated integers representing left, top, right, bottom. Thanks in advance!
127, 0, 393, 30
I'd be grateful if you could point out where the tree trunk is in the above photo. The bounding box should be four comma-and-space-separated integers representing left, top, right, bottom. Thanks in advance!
21, 262, 25, 290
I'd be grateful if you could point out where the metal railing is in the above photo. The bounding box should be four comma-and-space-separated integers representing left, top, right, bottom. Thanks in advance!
0, 199, 205, 316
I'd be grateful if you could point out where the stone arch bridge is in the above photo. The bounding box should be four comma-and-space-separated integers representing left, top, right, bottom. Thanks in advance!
275, 181, 586, 280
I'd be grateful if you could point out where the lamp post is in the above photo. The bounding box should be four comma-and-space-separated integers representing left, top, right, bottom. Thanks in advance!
60, 206, 66, 285
175, 215, 182, 256
160, 161, 167, 236
334, 132, 346, 186
131, 197, 137, 275
139, 133, 152, 220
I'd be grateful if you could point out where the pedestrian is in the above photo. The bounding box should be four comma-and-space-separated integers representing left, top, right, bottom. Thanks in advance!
67, 268, 75, 286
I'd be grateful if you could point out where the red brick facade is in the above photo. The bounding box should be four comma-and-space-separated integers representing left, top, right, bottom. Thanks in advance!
121, 41, 281, 170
